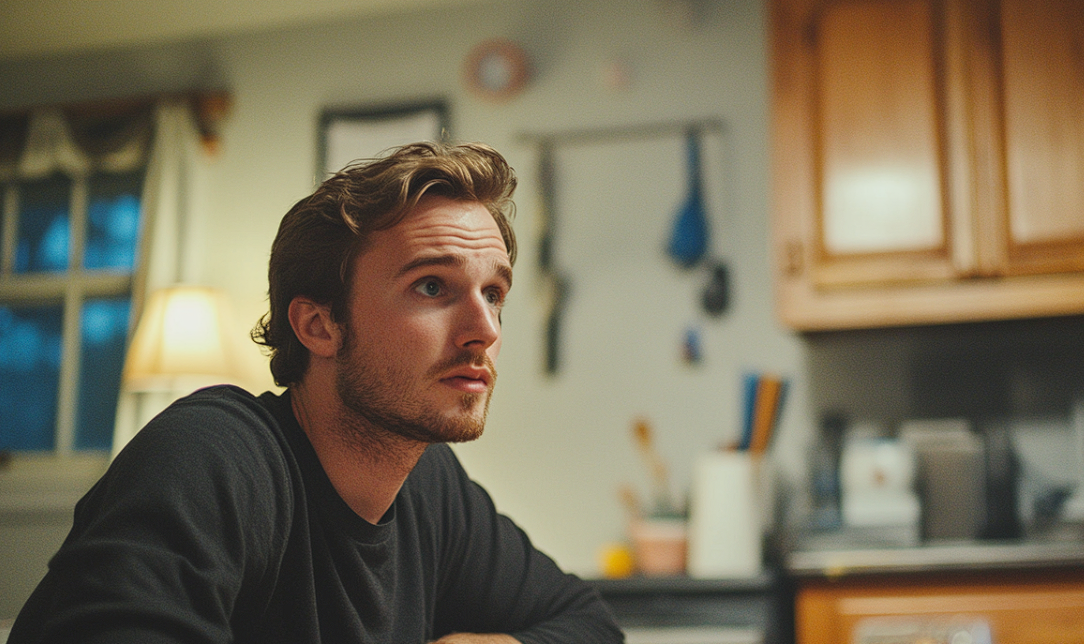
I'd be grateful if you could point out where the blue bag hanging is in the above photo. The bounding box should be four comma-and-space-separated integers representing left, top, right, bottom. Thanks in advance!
666, 128, 709, 268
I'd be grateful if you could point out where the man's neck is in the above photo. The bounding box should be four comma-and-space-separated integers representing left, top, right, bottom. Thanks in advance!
289, 380, 427, 524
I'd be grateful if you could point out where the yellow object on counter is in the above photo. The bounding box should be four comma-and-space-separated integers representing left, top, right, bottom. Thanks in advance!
598, 543, 635, 579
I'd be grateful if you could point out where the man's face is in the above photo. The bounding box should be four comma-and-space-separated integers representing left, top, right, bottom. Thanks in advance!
334, 196, 512, 445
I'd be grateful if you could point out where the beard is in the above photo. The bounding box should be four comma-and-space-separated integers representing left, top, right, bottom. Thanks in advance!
333, 327, 496, 446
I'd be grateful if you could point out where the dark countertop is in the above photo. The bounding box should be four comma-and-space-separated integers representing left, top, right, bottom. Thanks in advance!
589, 572, 775, 595
587, 572, 792, 643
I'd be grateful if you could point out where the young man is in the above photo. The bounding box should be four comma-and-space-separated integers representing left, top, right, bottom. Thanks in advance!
9, 142, 624, 643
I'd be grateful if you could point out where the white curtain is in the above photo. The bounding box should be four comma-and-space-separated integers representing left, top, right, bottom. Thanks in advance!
110, 100, 205, 457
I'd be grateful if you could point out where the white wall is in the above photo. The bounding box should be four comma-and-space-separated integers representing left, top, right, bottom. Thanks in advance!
0, 0, 809, 579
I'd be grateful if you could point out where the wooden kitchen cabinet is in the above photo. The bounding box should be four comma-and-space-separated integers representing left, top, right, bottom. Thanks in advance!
795, 569, 1084, 644
770, 0, 1084, 330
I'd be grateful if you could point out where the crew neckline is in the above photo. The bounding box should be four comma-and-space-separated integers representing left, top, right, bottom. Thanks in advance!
262, 389, 397, 545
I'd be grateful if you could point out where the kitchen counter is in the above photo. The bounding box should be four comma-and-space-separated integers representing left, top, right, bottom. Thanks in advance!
590, 573, 792, 644
787, 538, 1084, 577
789, 540, 1084, 644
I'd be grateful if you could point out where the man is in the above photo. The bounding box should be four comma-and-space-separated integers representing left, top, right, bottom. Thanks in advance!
9, 142, 624, 643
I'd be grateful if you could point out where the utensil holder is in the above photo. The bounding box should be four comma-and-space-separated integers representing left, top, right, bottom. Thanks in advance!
687, 450, 762, 578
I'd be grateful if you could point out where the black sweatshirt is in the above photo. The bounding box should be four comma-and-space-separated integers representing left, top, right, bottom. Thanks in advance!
9, 386, 623, 644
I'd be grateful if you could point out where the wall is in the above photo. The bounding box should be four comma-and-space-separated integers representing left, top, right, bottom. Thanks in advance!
0, 0, 809, 602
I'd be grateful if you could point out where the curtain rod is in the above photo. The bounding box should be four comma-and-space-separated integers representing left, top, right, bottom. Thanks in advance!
517, 117, 725, 147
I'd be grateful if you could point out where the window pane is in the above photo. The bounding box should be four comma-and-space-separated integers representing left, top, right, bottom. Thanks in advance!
75, 298, 131, 450
85, 171, 143, 270
16, 175, 71, 273
0, 304, 62, 450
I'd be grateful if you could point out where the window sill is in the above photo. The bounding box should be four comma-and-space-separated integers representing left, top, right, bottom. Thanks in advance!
0, 453, 108, 515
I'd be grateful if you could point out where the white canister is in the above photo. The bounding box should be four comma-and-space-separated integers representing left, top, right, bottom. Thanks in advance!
686, 450, 762, 579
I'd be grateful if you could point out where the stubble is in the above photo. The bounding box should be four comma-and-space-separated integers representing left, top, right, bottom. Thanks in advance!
333, 327, 496, 448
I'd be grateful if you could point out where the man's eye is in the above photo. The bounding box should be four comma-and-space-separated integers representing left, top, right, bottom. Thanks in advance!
415, 280, 442, 297
485, 288, 505, 306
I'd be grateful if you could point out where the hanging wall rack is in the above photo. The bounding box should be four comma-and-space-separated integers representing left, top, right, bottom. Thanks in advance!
518, 118, 728, 375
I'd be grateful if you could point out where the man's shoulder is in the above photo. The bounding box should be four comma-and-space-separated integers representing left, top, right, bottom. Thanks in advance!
117, 385, 291, 470
171, 384, 279, 416
153, 385, 285, 433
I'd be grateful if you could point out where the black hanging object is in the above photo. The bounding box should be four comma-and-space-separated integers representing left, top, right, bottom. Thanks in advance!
538, 141, 556, 272
544, 277, 569, 375
537, 140, 569, 376
701, 261, 729, 316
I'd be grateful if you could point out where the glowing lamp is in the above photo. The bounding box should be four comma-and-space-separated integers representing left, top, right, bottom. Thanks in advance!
122, 285, 238, 392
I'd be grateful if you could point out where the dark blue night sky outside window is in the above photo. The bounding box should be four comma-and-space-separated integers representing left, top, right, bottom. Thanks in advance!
86, 172, 142, 271
76, 298, 131, 450
0, 305, 63, 451
15, 175, 72, 274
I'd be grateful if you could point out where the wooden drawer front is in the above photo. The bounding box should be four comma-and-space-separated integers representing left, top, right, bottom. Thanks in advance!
797, 578, 1084, 644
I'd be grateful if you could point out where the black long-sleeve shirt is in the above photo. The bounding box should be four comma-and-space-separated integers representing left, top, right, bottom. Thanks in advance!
9, 386, 623, 644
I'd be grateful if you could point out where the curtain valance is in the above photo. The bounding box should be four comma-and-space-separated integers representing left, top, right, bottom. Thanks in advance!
0, 92, 229, 181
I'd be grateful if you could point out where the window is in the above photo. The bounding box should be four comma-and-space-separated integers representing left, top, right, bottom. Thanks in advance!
0, 168, 144, 453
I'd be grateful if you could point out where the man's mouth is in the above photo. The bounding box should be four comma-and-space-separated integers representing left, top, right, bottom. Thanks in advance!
430, 351, 497, 394
440, 368, 492, 393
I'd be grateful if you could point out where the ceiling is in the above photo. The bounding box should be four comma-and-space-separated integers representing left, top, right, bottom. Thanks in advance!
0, 0, 478, 60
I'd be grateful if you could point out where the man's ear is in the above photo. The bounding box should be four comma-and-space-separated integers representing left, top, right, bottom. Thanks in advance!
288, 297, 341, 358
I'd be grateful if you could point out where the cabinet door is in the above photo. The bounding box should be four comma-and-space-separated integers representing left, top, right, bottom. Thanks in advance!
771, 0, 1084, 329
998, 0, 1084, 275
813, 0, 956, 287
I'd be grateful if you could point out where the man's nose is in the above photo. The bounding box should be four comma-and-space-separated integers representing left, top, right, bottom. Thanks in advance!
455, 291, 501, 349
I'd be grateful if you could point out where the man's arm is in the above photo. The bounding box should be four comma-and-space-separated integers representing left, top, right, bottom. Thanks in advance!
421, 446, 624, 644
433, 635, 519, 643
7, 391, 288, 644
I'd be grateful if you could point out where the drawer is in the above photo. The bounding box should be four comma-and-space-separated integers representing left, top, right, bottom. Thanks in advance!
796, 570, 1084, 644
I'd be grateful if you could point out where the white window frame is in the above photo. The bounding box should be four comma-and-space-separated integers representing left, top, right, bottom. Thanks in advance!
1, 172, 139, 455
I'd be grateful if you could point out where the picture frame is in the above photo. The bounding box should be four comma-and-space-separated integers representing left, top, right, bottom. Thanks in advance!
318, 100, 448, 178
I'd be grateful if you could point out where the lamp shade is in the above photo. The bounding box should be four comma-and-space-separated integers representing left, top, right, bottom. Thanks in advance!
122, 285, 239, 392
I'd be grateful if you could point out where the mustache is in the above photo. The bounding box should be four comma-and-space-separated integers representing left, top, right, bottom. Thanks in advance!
427, 351, 497, 383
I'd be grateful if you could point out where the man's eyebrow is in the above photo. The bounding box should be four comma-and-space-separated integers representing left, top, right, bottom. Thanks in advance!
398, 254, 513, 287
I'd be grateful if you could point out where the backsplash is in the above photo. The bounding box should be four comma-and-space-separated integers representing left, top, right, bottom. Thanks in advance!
804, 315, 1084, 428
801, 314, 1084, 541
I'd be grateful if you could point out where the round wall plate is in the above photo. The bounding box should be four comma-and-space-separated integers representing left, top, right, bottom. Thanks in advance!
463, 38, 531, 102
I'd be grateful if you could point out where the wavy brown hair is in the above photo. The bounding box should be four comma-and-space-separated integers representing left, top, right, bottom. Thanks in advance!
251, 141, 518, 386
